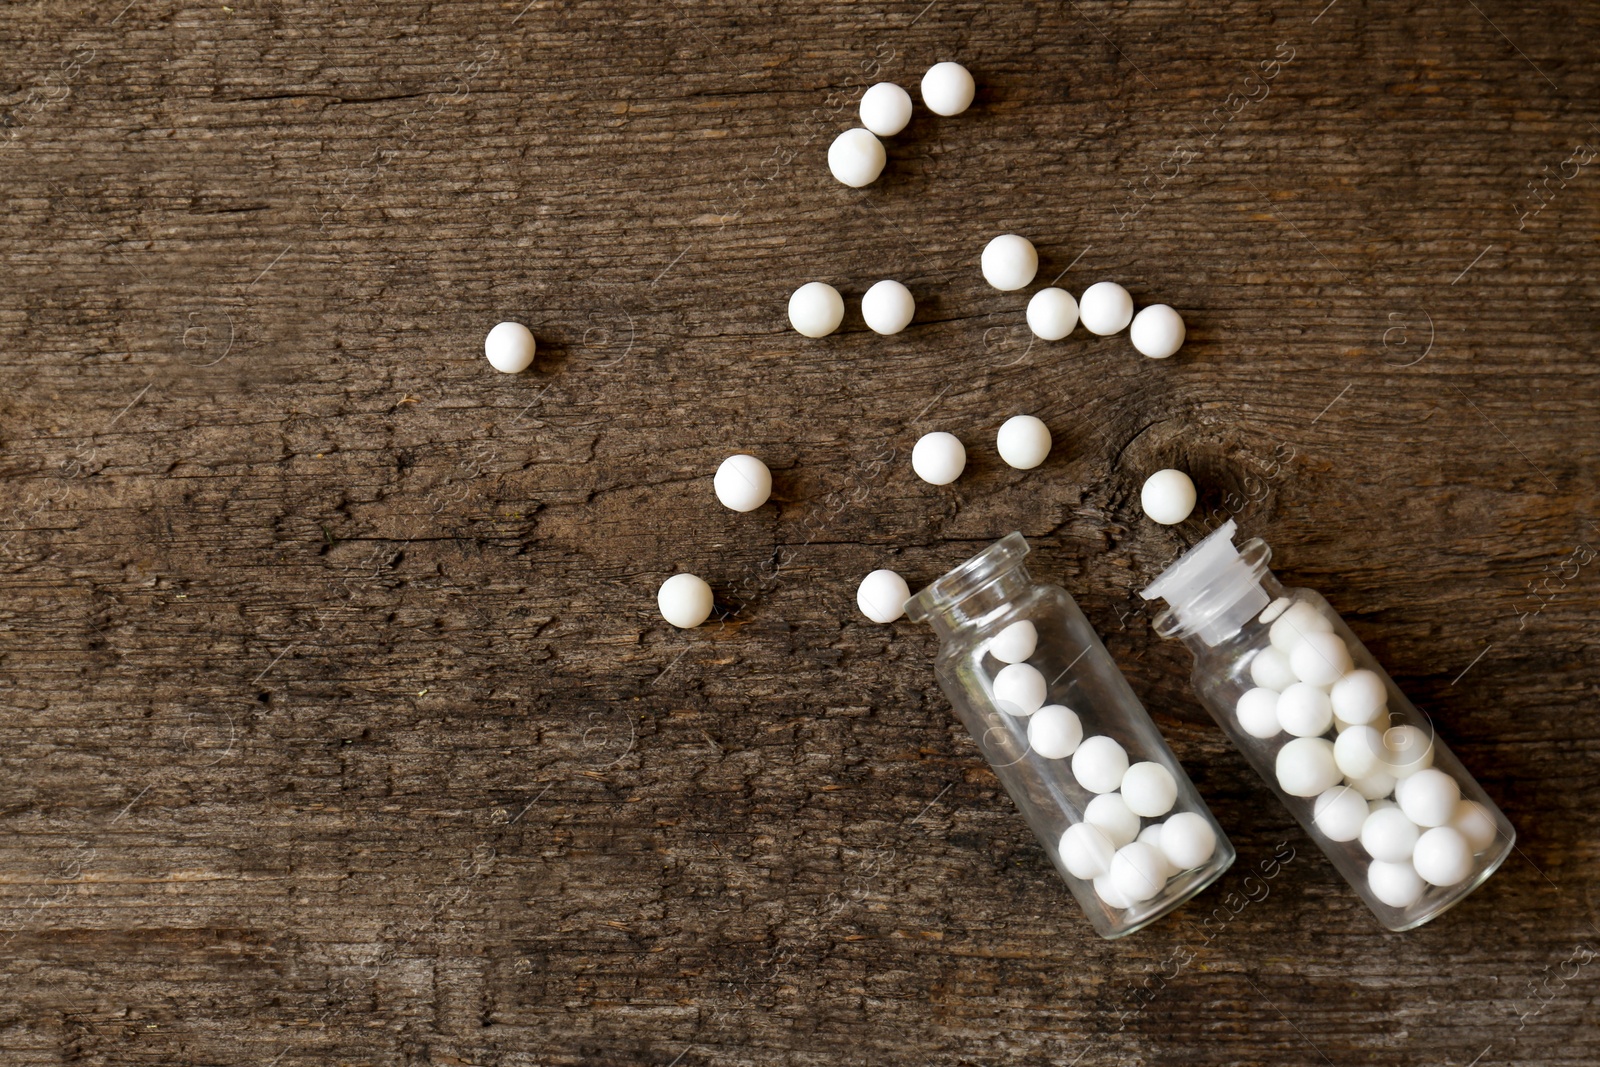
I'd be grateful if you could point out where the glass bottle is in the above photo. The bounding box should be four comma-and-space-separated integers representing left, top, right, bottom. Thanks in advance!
1140, 520, 1515, 931
905, 532, 1235, 939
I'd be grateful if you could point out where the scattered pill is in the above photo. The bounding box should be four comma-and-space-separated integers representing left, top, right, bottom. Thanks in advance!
1159, 811, 1218, 870
1072, 735, 1130, 795
1333, 724, 1385, 779
1381, 724, 1434, 779
1330, 669, 1386, 725
827, 127, 886, 187
484, 321, 536, 373
658, 573, 714, 629
920, 61, 975, 116
993, 662, 1047, 716
1313, 785, 1369, 842
856, 568, 911, 624
1140, 469, 1197, 525
1110, 841, 1167, 903
1368, 858, 1425, 909
1395, 768, 1460, 828
1060, 822, 1117, 880
714, 454, 772, 512
989, 620, 1037, 663
1128, 304, 1186, 358
1085, 792, 1141, 848
1449, 799, 1498, 854
861, 279, 915, 335
1026, 287, 1079, 340
1412, 826, 1473, 886
1360, 804, 1421, 863
859, 81, 913, 136
1093, 871, 1131, 909
1249, 646, 1298, 691
1121, 762, 1178, 818
1028, 704, 1083, 757
1289, 631, 1353, 687
911, 431, 966, 485
1277, 682, 1334, 737
1078, 281, 1134, 335
1275, 736, 1339, 797
996, 415, 1053, 470
788, 281, 845, 338
980, 234, 1038, 291
1347, 767, 1397, 800
1268, 601, 1334, 653
1235, 687, 1282, 739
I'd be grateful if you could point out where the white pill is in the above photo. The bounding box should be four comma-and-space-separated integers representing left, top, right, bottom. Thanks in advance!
1277, 682, 1334, 737
1259, 596, 1293, 624
1026, 287, 1079, 340
861, 279, 915, 335
1111, 841, 1168, 903
1313, 785, 1369, 842
1249, 646, 1299, 691
1382, 724, 1434, 779
1395, 768, 1460, 828
1129, 304, 1185, 358
1347, 767, 1397, 800
1290, 631, 1353, 687
1268, 601, 1334, 653
993, 662, 1047, 716
1412, 826, 1473, 887
1085, 793, 1141, 848
1121, 762, 1178, 818
1450, 799, 1498, 854
1235, 687, 1282, 739
912, 431, 966, 485
1360, 805, 1421, 862
996, 415, 1053, 470
1093, 871, 1130, 909
1072, 735, 1129, 795
788, 281, 844, 338
859, 81, 913, 136
1333, 724, 1385, 779
1275, 736, 1339, 797
920, 61, 975, 116
1140, 469, 1197, 525
1059, 822, 1116, 880
1078, 281, 1134, 335
1330, 669, 1387, 725
1368, 859, 1425, 909
657, 573, 713, 629
856, 568, 911, 624
1138, 825, 1178, 881
713, 454, 771, 512
980, 234, 1038, 291
1159, 811, 1218, 870
989, 620, 1037, 664
827, 127, 886, 187
1028, 704, 1083, 757
484, 321, 536, 373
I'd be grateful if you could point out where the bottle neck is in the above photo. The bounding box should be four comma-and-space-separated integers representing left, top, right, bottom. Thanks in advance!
905, 531, 1036, 638
923, 566, 1035, 639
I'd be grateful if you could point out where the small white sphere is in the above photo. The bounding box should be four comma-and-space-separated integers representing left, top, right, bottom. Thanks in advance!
1395, 768, 1461, 828
484, 321, 536, 373
1059, 822, 1116, 880
1121, 762, 1178, 818
1028, 704, 1083, 758
1275, 736, 1340, 797
1026, 287, 1079, 340
856, 568, 911, 624
1360, 805, 1421, 862
1334, 724, 1385, 779
1138, 824, 1178, 881
1085, 792, 1141, 848
1268, 601, 1335, 653
1093, 871, 1130, 909
993, 662, 1047, 717
1368, 859, 1426, 909
827, 127, 886, 188
1450, 799, 1498, 854
1313, 785, 1369, 842
1347, 767, 1398, 800
860, 279, 915, 335
1412, 826, 1474, 887
920, 61, 975, 116
980, 234, 1038, 291
1235, 687, 1282, 739
1140, 469, 1197, 526
1290, 631, 1354, 687
1382, 724, 1435, 779
1259, 596, 1293, 624
1249, 647, 1299, 692
1110, 841, 1168, 903
1330, 669, 1387, 725
1277, 682, 1334, 737
714, 454, 772, 512
788, 281, 845, 338
989, 620, 1037, 664
1071, 735, 1129, 795
657, 573, 714, 629
1078, 281, 1134, 336
996, 415, 1053, 470
1128, 304, 1186, 358
859, 81, 913, 136
1159, 811, 1218, 870
911, 431, 966, 485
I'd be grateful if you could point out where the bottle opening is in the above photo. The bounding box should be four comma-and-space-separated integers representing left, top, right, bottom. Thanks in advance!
1140, 520, 1273, 646
905, 531, 1029, 625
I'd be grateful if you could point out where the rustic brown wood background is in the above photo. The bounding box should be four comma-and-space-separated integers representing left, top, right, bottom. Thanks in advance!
3, 0, 1597, 1063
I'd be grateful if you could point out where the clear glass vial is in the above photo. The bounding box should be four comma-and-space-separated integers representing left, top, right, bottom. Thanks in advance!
1140, 520, 1515, 931
905, 532, 1235, 939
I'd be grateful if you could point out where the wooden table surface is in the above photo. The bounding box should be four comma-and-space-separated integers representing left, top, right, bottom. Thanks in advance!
3, 1, 1598, 1063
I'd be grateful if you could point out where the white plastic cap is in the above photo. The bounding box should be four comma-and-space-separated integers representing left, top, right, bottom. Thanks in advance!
1140, 520, 1270, 646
